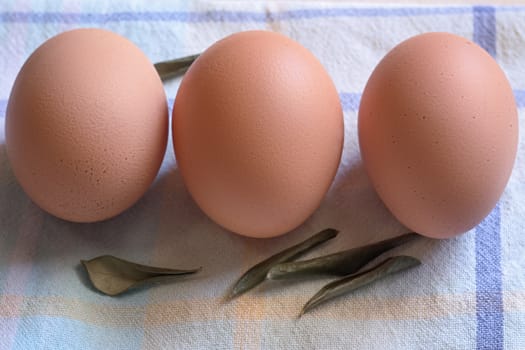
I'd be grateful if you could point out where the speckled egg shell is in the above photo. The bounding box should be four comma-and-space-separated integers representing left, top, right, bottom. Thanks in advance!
358, 32, 518, 238
6, 28, 169, 222
173, 31, 344, 238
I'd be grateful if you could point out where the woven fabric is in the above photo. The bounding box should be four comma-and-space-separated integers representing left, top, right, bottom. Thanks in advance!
0, 2, 524, 349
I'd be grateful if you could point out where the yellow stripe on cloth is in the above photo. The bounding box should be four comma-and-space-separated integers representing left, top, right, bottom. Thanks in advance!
8, 292, 525, 326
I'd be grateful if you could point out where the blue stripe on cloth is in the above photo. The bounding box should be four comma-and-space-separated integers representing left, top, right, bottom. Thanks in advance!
0, 6, 473, 24
475, 204, 504, 350
339, 93, 361, 112
474, 6, 497, 57
1, 89, 525, 118
473, 6, 504, 350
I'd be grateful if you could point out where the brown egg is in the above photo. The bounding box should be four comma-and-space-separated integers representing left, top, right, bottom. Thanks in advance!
173, 31, 343, 238
358, 32, 518, 239
6, 29, 168, 222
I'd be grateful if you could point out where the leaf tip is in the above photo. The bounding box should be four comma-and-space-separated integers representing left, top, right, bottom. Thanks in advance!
298, 300, 315, 318
265, 267, 277, 280
324, 228, 339, 238
226, 289, 240, 302
406, 256, 422, 266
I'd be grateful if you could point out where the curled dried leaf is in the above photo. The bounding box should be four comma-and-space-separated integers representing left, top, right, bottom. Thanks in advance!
81, 255, 201, 296
267, 232, 419, 280
299, 255, 421, 317
228, 228, 338, 300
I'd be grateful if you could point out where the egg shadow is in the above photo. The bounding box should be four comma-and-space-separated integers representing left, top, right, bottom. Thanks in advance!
145, 166, 344, 287
301, 159, 407, 252
288, 158, 452, 266
0, 142, 36, 234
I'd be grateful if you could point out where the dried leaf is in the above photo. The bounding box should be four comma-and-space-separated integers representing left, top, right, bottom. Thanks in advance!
299, 255, 421, 317
228, 228, 338, 300
154, 54, 200, 81
267, 232, 419, 280
81, 255, 201, 296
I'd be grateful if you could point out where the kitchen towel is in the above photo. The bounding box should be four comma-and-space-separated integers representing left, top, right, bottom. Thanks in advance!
0, 1, 524, 349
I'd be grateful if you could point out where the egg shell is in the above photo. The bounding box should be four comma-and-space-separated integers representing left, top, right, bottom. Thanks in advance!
358, 32, 518, 239
173, 31, 344, 238
6, 28, 168, 222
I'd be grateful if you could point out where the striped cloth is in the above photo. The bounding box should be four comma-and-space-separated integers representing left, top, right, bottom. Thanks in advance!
1, 1, 524, 349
